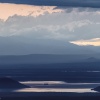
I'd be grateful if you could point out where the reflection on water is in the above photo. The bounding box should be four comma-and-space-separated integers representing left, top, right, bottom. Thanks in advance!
14, 88, 96, 93
0, 81, 98, 93
21, 81, 66, 85
17, 81, 99, 93
21, 81, 100, 85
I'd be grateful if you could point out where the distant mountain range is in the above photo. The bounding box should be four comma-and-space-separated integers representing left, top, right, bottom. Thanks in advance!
0, 36, 99, 55
85, 57, 100, 62
0, 54, 100, 64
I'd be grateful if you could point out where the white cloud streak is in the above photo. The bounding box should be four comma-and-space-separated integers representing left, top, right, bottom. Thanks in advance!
70, 38, 100, 46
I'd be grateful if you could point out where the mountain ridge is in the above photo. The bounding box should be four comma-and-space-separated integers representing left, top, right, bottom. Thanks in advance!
0, 54, 99, 64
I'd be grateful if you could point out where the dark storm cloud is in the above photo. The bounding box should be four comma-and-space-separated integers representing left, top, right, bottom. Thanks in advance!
1, 0, 100, 8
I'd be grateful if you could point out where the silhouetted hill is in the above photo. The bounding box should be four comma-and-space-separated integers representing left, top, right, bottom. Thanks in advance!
91, 86, 100, 92
85, 57, 100, 62
0, 54, 99, 64
0, 77, 30, 89
0, 54, 90, 64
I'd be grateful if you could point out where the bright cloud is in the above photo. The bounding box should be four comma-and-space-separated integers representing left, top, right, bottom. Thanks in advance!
0, 5, 100, 43
70, 38, 100, 46
0, 3, 63, 21
63, 20, 92, 32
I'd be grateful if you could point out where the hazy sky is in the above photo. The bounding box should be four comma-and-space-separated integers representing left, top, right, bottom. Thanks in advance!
1, 0, 100, 7
0, 1, 100, 55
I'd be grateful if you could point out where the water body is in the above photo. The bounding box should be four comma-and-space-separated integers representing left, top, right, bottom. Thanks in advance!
13, 81, 98, 93
14, 88, 95, 93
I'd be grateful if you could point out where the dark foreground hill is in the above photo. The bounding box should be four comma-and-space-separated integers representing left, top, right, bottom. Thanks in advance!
0, 77, 30, 89
92, 86, 100, 92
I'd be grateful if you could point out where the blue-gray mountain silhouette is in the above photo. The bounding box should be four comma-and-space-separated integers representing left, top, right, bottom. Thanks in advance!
0, 54, 100, 64
86, 57, 100, 62
0, 77, 30, 89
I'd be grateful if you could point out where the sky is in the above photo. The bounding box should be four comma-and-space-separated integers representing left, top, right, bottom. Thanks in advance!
1, 0, 100, 7
0, 1, 100, 55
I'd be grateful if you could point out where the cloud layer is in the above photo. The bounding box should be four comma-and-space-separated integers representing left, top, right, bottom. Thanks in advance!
0, 5, 100, 40
0, 3, 62, 21
0, 3, 100, 48
70, 38, 100, 46
0, 3, 100, 55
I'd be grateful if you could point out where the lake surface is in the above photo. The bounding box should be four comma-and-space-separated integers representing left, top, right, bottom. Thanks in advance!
12, 81, 99, 93
14, 88, 95, 93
